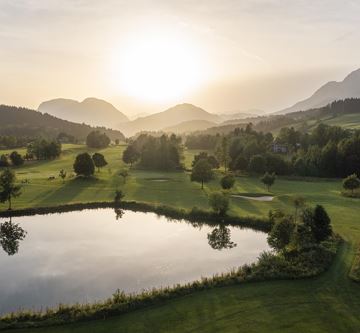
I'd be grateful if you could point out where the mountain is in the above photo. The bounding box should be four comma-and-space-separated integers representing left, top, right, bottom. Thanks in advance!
277, 68, 360, 114
0, 104, 125, 141
38, 97, 129, 129
119, 103, 222, 136
164, 119, 217, 134
220, 109, 262, 121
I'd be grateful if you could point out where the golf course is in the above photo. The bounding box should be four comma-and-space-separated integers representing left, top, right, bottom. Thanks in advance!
0, 143, 359, 333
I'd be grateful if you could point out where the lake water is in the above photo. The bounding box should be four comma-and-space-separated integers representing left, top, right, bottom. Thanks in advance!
0, 209, 270, 314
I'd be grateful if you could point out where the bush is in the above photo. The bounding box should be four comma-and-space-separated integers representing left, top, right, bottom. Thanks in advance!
9, 151, 24, 166
209, 191, 229, 215
0, 155, 9, 167
220, 175, 235, 190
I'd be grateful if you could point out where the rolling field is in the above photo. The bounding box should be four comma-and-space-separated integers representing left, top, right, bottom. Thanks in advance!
1, 144, 360, 332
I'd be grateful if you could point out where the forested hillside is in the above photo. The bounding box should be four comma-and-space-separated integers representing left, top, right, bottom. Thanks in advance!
0, 105, 125, 142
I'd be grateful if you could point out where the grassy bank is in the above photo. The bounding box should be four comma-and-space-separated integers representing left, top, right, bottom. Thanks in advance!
0, 144, 360, 332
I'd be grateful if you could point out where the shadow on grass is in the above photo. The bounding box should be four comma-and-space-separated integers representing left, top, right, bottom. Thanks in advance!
38, 177, 98, 206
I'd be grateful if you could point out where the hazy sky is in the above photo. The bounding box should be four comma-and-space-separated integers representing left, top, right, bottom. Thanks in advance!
1, 0, 360, 115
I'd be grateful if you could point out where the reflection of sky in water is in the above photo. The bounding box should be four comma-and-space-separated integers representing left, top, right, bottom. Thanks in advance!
0, 209, 269, 314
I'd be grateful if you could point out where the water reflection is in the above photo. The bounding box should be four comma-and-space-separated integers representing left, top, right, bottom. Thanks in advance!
207, 226, 237, 250
0, 219, 27, 256
0, 209, 269, 314
114, 207, 124, 220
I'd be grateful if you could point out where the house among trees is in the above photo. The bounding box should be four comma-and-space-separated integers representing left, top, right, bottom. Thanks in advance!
272, 143, 288, 154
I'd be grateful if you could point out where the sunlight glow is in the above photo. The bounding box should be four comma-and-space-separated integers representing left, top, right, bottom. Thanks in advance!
111, 34, 206, 103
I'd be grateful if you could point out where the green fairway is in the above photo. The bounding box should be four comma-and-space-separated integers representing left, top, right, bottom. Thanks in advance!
1, 144, 360, 332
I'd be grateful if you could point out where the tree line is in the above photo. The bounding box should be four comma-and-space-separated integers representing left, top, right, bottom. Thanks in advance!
122, 134, 183, 170
184, 123, 360, 178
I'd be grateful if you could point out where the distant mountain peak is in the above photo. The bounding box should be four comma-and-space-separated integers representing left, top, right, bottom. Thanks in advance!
277, 68, 360, 114
38, 97, 129, 128
118, 103, 221, 137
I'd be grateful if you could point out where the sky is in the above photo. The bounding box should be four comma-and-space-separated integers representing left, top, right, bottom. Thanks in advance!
1, 0, 360, 116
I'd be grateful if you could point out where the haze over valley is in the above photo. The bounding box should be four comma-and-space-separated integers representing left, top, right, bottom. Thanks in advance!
1, 2, 360, 333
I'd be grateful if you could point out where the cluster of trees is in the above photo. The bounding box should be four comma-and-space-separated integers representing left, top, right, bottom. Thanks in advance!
73, 152, 108, 177
0, 152, 25, 167
123, 134, 183, 170
27, 139, 61, 160
86, 131, 111, 149
268, 203, 332, 254
185, 134, 220, 150
185, 123, 360, 178
0, 136, 32, 149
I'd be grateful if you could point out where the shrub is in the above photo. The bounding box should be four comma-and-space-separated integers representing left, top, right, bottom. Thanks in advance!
9, 151, 24, 166
0, 155, 9, 167
209, 191, 229, 215
220, 175, 235, 190
267, 216, 295, 252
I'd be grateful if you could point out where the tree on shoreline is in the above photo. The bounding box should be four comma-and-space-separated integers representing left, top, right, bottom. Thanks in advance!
209, 191, 229, 216
0, 168, 22, 210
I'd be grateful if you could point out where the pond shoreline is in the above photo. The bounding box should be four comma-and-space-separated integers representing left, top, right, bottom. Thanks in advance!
0, 201, 272, 232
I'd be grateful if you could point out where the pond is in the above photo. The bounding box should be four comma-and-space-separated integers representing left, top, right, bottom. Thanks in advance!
0, 209, 270, 314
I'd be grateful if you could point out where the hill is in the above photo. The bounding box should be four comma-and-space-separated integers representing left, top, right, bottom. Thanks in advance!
192, 98, 360, 136
119, 103, 222, 136
0, 104, 125, 141
38, 97, 129, 129
278, 68, 360, 114
164, 119, 217, 134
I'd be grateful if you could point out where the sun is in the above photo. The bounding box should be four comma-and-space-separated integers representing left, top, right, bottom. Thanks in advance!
111, 34, 206, 103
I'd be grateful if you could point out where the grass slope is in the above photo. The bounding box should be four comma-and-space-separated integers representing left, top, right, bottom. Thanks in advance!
1, 145, 360, 332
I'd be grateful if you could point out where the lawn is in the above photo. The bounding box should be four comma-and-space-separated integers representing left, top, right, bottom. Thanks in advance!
1, 144, 360, 332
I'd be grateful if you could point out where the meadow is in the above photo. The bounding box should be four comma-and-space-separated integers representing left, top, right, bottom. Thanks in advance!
1, 144, 360, 332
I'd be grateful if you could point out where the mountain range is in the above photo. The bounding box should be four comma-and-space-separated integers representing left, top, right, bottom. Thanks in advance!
32, 68, 360, 137
38, 98, 129, 129
118, 103, 222, 136
277, 68, 360, 114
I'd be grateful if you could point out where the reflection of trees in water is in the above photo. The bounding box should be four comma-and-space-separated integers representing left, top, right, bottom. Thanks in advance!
114, 208, 124, 221
0, 219, 27, 256
207, 226, 237, 250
